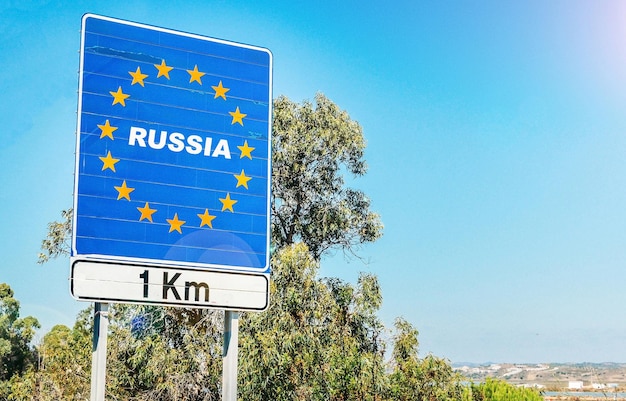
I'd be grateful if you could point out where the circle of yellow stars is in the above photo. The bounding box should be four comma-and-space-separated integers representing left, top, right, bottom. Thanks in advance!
97, 60, 258, 234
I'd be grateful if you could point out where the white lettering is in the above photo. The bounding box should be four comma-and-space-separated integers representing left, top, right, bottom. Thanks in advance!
186, 135, 203, 155
203, 137, 213, 156
168, 132, 185, 152
129, 126, 147, 147
148, 129, 167, 149
128, 126, 231, 159
212, 139, 231, 159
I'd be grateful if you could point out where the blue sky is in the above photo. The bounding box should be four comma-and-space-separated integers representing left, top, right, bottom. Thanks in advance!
2, 0, 626, 363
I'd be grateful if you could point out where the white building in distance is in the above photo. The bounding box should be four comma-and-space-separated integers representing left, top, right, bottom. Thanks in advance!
568, 381, 584, 389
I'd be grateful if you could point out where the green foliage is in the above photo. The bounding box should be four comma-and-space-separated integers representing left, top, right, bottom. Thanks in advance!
105, 305, 223, 400
37, 208, 72, 264
240, 243, 333, 400
272, 94, 383, 259
33, 315, 91, 400
388, 317, 464, 401
462, 378, 544, 401
21, 93, 471, 401
239, 243, 387, 401
0, 283, 40, 398
4, 308, 92, 401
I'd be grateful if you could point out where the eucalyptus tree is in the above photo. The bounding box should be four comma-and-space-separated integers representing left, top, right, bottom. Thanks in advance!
238, 93, 386, 399
462, 378, 544, 401
239, 243, 387, 401
26, 311, 92, 401
35, 94, 393, 400
37, 209, 72, 265
389, 317, 464, 401
0, 283, 40, 398
271, 93, 383, 259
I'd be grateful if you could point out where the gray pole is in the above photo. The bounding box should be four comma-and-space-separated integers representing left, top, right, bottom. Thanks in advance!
222, 310, 239, 401
90, 302, 109, 401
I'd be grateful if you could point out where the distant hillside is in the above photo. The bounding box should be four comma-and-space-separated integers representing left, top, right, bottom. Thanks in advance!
453, 362, 626, 389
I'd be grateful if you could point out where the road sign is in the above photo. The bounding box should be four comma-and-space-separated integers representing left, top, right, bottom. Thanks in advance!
71, 14, 272, 310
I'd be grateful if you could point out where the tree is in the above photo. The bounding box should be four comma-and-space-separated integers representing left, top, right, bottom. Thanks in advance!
105, 304, 223, 400
0, 283, 40, 398
37, 209, 71, 265
1, 307, 92, 401
272, 93, 383, 259
33, 94, 386, 401
389, 317, 464, 401
31, 93, 472, 401
239, 243, 335, 400
462, 378, 543, 401
238, 243, 387, 401
29, 310, 92, 401
239, 94, 387, 400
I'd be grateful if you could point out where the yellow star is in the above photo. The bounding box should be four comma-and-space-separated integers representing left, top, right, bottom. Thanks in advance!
237, 140, 255, 159
99, 151, 120, 172
211, 80, 230, 100
234, 169, 252, 189
229, 107, 247, 126
110, 86, 130, 107
154, 60, 173, 79
129, 66, 148, 86
167, 213, 186, 233
197, 209, 216, 228
137, 202, 157, 222
219, 193, 238, 212
187, 65, 205, 85
114, 180, 135, 201
97, 119, 118, 140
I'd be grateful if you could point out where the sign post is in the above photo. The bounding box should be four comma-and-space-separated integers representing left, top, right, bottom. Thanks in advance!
72, 14, 272, 401
90, 303, 108, 401
222, 311, 239, 401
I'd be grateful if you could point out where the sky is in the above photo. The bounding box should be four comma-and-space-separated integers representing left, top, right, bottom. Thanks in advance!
2, 0, 626, 364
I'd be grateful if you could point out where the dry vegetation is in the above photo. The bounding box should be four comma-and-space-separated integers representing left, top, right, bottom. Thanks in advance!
455, 362, 626, 390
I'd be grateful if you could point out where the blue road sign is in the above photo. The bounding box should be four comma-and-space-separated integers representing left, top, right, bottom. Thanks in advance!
72, 14, 272, 275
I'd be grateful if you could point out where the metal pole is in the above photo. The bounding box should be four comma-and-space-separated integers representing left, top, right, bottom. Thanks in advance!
222, 310, 239, 401
90, 302, 109, 401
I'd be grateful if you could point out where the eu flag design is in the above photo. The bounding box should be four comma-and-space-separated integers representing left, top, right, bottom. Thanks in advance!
73, 15, 272, 273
